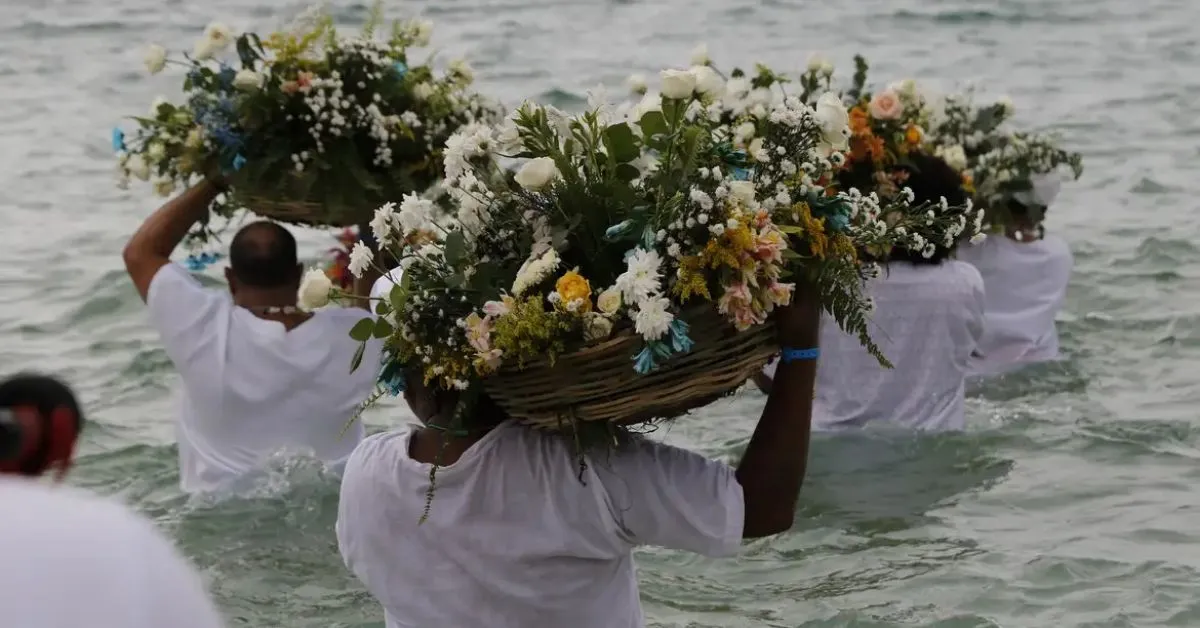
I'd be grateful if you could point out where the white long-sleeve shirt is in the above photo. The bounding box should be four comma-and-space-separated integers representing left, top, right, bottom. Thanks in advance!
955, 234, 1072, 376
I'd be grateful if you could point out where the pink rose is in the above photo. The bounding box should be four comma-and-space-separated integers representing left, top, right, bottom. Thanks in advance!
868, 89, 904, 120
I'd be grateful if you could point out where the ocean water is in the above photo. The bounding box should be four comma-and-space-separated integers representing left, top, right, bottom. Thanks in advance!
2, 0, 1198, 625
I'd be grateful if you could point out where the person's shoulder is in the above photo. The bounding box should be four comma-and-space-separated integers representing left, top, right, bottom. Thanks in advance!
343, 427, 416, 480
942, 259, 984, 289
0, 480, 162, 545
1038, 233, 1074, 263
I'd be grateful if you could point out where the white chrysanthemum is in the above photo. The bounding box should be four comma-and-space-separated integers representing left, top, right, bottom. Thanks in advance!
633, 296, 674, 341
615, 248, 663, 304
398, 193, 435, 233
348, 241, 374, 278
370, 202, 397, 245
511, 248, 561, 297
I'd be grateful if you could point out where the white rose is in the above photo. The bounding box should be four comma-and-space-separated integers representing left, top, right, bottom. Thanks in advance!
297, 268, 333, 312
583, 313, 614, 343
449, 59, 474, 82
144, 44, 167, 74
937, 144, 968, 172
689, 65, 724, 97
146, 142, 166, 162
233, 69, 264, 91
413, 20, 434, 47
631, 91, 662, 120
626, 73, 648, 95
513, 157, 560, 191
806, 54, 828, 74
813, 92, 850, 151
729, 180, 756, 206
820, 61, 835, 77
127, 154, 150, 181
734, 121, 756, 146
412, 82, 434, 101
659, 69, 697, 100
690, 43, 710, 66
596, 286, 622, 315
192, 22, 234, 60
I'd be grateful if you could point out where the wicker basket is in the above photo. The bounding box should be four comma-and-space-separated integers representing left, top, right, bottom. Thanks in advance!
236, 194, 371, 228
483, 306, 778, 429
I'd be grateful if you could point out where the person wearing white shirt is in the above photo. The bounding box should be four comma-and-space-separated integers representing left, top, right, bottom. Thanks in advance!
755, 154, 985, 431
956, 174, 1072, 376
336, 293, 825, 628
122, 180, 383, 494
0, 373, 226, 628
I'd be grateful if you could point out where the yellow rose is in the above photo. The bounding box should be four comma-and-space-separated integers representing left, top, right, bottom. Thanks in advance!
596, 286, 622, 315
904, 124, 923, 146
555, 269, 592, 312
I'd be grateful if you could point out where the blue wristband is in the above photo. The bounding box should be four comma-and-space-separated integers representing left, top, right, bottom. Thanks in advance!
780, 347, 820, 363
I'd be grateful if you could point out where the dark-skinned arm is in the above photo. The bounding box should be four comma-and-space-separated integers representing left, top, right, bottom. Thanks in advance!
735, 294, 821, 539
122, 180, 221, 302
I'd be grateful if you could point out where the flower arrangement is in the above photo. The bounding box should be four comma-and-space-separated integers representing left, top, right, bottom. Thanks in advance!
787, 54, 987, 258
113, 3, 502, 250
970, 132, 1083, 229
313, 59, 987, 437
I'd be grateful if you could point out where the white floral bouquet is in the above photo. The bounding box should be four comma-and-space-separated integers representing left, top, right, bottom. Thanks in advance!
112, 2, 502, 252
310, 60, 985, 433
971, 132, 1083, 228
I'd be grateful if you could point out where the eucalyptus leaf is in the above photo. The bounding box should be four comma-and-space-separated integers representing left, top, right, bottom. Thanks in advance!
443, 230, 467, 266
350, 341, 367, 373
349, 318, 376, 342
614, 163, 641, 182
373, 317, 394, 339
638, 111, 669, 143
601, 123, 640, 164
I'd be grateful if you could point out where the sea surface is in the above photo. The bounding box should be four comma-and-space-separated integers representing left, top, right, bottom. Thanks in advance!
2, 0, 1198, 625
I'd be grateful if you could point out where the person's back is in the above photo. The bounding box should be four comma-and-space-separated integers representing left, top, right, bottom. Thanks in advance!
337, 294, 827, 628
149, 266, 381, 491
0, 478, 226, 628
123, 183, 382, 493
809, 260, 984, 431
957, 175, 1074, 376
337, 422, 742, 628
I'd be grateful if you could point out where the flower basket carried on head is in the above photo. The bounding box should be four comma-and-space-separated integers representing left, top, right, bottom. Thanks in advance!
484, 307, 778, 429
113, 2, 500, 247
323, 57, 939, 438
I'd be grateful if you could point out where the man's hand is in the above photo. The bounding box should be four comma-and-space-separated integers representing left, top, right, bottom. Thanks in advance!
122, 180, 221, 301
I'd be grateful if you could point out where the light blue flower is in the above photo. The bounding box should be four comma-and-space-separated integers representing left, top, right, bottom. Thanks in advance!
231, 154, 246, 171
730, 166, 753, 181
185, 255, 205, 271
668, 319, 693, 354
393, 61, 408, 78
605, 219, 635, 240
633, 345, 658, 374
111, 128, 125, 153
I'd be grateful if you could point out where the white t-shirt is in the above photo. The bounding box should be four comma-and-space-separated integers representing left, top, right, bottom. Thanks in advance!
768, 260, 985, 431
955, 234, 1072, 376
336, 421, 744, 628
146, 263, 383, 493
370, 266, 403, 301
0, 478, 225, 628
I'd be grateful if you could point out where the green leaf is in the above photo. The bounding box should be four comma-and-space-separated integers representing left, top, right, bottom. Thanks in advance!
638, 111, 669, 141
373, 317, 394, 339
350, 341, 367, 373
778, 224, 807, 235
349, 318, 375, 342
614, 163, 641, 183
389, 283, 407, 314
443, 230, 467, 266
374, 299, 391, 316
601, 123, 640, 164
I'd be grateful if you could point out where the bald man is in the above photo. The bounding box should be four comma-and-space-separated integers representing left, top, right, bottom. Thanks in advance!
123, 180, 383, 493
